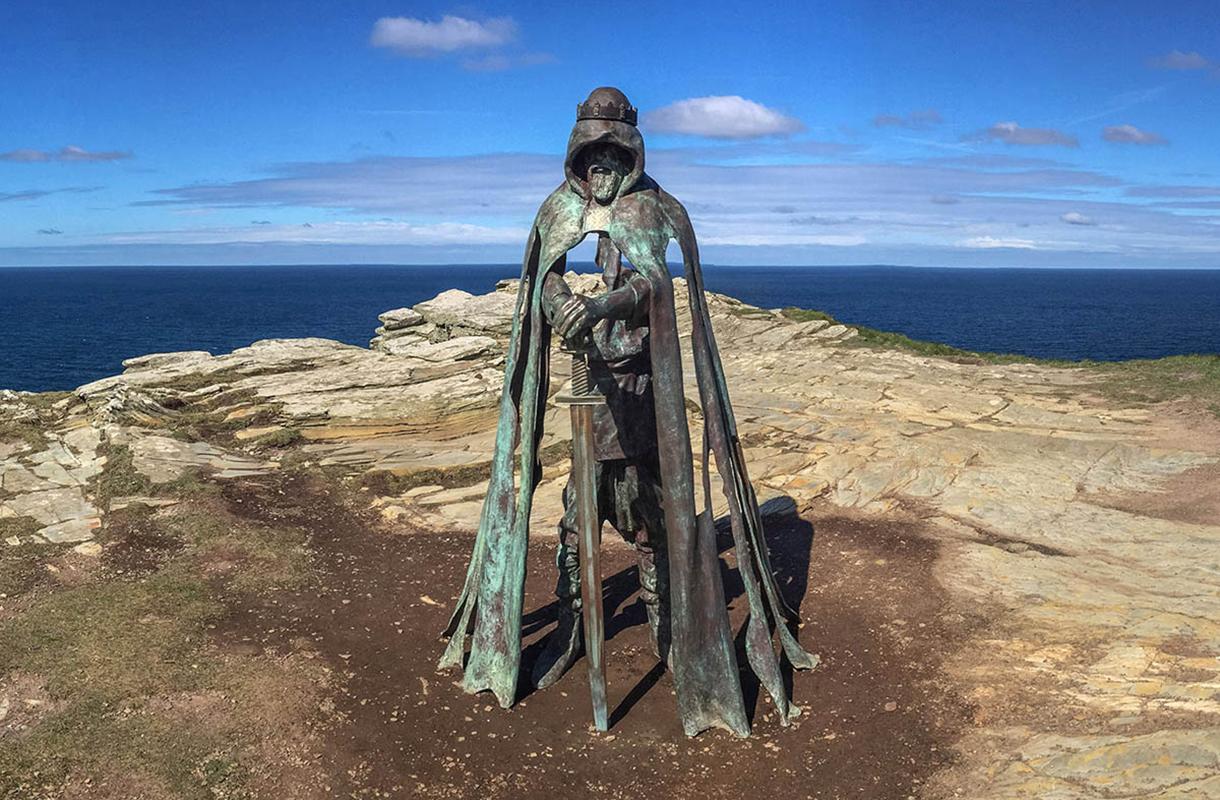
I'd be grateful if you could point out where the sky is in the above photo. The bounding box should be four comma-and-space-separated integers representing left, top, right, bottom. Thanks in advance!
2, 0, 1220, 268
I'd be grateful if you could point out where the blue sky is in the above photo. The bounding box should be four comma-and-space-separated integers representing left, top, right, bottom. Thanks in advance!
2, 0, 1219, 267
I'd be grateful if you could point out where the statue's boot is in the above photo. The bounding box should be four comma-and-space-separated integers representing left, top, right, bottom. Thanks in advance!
532, 541, 583, 689
637, 543, 671, 666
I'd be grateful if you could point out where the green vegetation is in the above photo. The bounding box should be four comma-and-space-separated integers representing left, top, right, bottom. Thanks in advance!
780, 306, 1070, 365
163, 389, 277, 445
252, 427, 303, 448
358, 460, 492, 495
90, 443, 223, 512
0, 500, 312, 798
0, 518, 68, 597
1090, 354, 1220, 414
780, 305, 1219, 414
355, 438, 573, 495
18, 391, 74, 411
0, 420, 50, 451
91, 442, 154, 509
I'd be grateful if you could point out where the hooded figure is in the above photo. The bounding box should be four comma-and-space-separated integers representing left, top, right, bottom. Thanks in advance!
439, 87, 816, 737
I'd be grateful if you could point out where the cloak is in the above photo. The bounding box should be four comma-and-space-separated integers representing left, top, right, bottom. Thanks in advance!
439, 112, 817, 737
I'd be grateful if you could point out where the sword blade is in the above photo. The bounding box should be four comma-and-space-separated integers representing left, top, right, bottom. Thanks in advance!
570, 403, 608, 731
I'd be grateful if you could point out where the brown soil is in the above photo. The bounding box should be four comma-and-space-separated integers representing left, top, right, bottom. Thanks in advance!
1088, 462, 1220, 526
207, 474, 974, 800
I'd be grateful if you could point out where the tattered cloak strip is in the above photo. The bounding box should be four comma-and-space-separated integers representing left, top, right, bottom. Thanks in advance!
439, 119, 816, 737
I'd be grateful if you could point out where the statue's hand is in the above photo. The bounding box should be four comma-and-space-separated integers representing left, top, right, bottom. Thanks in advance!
555, 294, 601, 342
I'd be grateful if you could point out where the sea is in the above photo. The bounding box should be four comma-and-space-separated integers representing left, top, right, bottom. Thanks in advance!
2, 264, 1219, 393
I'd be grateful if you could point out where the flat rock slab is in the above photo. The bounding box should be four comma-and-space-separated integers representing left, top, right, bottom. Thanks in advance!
128, 435, 276, 483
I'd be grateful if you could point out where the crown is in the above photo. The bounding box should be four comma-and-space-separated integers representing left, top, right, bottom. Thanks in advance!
576, 90, 638, 126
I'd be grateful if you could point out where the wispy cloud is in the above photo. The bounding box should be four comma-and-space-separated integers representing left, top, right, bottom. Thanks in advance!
643, 96, 804, 139
1063, 85, 1168, 127
129, 146, 1220, 261
0, 189, 55, 202
873, 109, 943, 129
370, 15, 515, 57
959, 236, 1038, 250
1147, 50, 1213, 70
0, 186, 102, 202
1102, 124, 1167, 145
1061, 211, 1096, 226
461, 51, 554, 72
105, 220, 528, 247
0, 145, 131, 163
966, 121, 1079, 148
1126, 184, 1220, 198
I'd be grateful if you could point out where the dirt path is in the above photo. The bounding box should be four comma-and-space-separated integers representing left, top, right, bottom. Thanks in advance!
212, 472, 975, 799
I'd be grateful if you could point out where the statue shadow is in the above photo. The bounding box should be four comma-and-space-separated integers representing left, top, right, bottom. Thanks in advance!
719, 495, 817, 726
517, 494, 816, 728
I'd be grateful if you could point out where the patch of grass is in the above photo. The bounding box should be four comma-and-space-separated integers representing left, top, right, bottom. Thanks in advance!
0, 518, 70, 597
158, 467, 224, 500
91, 442, 154, 510
727, 305, 779, 320
144, 367, 260, 394
19, 390, 74, 411
782, 305, 1073, 365
0, 420, 50, 451
1089, 354, 1220, 413
164, 505, 311, 594
0, 515, 41, 540
781, 303, 1220, 413
779, 307, 839, 324
252, 427, 303, 448
164, 390, 278, 446
354, 438, 572, 495
91, 445, 224, 511
359, 461, 492, 495
0, 499, 315, 797
0, 566, 220, 698
0, 694, 244, 800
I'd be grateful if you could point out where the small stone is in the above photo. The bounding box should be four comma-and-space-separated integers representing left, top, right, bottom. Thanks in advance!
72, 541, 102, 557
884, 702, 898, 712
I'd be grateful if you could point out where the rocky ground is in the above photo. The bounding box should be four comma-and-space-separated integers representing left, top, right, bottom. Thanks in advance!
1, 275, 1218, 799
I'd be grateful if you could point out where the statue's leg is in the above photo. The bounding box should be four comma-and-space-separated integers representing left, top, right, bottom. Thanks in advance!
532, 470, 590, 689
615, 455, 671, 664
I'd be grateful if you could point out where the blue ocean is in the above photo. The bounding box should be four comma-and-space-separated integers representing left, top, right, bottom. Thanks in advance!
2, 265, 1219, 392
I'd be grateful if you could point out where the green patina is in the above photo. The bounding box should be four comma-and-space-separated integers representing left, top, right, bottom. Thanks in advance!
438, 88, 816, 738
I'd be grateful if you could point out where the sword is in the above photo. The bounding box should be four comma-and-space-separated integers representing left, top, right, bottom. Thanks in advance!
556, 340, 609, 731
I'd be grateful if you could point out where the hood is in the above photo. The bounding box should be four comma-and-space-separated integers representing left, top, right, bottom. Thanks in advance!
563, 117, 645, 203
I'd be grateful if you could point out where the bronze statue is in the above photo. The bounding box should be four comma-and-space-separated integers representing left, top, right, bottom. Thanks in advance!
440, 87, 816, 737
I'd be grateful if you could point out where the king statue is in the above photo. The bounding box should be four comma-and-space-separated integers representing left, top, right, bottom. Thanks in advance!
439, 87, 816, 737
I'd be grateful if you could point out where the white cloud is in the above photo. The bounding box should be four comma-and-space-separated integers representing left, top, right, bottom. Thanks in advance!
370, 15, 515, 57
1060, 212, 1095, 226
959, 236, 1038, 250
1102, 124, 1167, 145
967, 122, 1078, 148
643, 96, 804, 139
1148, 50, 1212, 70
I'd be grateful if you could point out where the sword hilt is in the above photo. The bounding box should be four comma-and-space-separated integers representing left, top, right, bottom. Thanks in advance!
569, 350, 590, 396
556, 336, 604, 407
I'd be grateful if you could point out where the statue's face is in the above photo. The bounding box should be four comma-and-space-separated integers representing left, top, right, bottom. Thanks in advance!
584, 145, 630, 204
